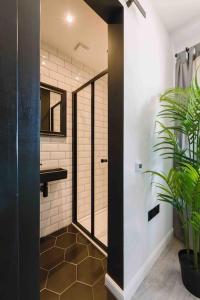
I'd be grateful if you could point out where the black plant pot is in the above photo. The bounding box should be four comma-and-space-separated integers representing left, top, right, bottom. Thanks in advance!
179, 249, 200, 298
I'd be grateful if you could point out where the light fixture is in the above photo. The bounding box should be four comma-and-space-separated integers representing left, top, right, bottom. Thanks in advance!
66, 14, 74, 24
42, 61, 46, 66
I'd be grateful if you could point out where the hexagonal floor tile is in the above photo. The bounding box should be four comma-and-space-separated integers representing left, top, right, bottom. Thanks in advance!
77, 233, 90, 245
102, 258, 107, 273
93, 278, 116, 300
47, 262, 76, 293
40, 289, 59, 300
61, 282, 93, 300
68, 224, 79, 234
40, 247, 64, 270
77, 257, 104, 285
66, 243, 88, 264
56, 233, 76, 249
51, 227, 68, 238
88, 244, 105, 260
40, 268, 48, 291
40, 236, 56, 253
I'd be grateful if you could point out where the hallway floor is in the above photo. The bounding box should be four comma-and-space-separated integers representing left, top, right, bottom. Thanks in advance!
40, 224, 115, 300
133, 239, 198, 300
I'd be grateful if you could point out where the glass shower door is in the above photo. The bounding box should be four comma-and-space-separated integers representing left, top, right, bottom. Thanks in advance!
76, 85, 92, 233
73, 71, 108, 249
94, 74, 108, 246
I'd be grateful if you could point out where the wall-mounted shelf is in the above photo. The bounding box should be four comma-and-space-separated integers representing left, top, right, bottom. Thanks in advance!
40, 168, 67, 197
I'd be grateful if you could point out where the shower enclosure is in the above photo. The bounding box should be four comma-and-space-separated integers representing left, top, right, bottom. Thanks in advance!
73, 70, 108, 250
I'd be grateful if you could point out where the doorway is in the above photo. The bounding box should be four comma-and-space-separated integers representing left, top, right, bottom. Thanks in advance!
0, 0, 124, 298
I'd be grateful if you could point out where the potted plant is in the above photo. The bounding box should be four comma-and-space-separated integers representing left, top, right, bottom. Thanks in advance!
148, 74, 200, 297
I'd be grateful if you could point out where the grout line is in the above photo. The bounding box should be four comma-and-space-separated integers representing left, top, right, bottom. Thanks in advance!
59, 281, 76, 296
76, 280, 93, 288
72, 223, 107, 257
40, 245, 55, 255
44, 270, 49, 290
44, 288, 60, 295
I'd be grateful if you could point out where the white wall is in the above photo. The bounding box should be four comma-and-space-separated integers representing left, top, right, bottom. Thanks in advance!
171, 16, 200, 54
118, 0, 173, 298
40, 42, 108, 237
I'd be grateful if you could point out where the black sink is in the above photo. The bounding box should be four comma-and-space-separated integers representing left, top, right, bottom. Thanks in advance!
40, 168, 67, 184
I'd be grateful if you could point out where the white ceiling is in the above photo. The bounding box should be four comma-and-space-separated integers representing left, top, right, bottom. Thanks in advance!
152, 0, 200, 33
41, 0, 108, 72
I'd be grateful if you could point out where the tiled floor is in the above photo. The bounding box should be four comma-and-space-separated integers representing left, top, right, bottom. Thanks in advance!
40, 224, 115, 300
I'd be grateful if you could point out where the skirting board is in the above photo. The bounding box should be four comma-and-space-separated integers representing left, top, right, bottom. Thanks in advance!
105, 228, 173, 300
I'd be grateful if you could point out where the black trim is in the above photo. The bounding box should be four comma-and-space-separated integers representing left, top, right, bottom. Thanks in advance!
51, 100, 62, 131
73, 70, 108, 94
40, 82, 67, 137
84, 0, 123, 23
126, 0, 146, 18
0, 1, 19, 298
72, 93, 78, 223
91, 82, 95, 237
75, 221, 107, 252
18, 0, 40, 298
0, 0, 40, 298
107, 11, 124, 288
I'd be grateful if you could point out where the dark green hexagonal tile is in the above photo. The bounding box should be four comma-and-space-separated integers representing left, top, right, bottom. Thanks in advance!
66, 243, 88, 264
40, 289, 59, 300
77, 233, 90, 245
40, 268, 48, 291
88, 244, 105, 260
40, 236, 56, 253
60, 282, 93, 300
77, 257, 104, 285
51, 227, 68, 238
47, 262, 76, 293
67, 224, 79, 234
93, 278, 116, 300
56, 233, 76, 249
40, 247, 64, 270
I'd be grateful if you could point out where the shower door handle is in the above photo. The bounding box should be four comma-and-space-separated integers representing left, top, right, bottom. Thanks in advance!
101, 159, 108, 163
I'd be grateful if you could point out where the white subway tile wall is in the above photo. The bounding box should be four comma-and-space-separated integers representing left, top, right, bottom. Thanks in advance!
40, 41, 108, 238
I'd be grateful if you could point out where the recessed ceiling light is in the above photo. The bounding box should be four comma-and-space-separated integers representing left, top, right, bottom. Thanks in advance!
66, 14, 74, 24
42, 61, 46, 66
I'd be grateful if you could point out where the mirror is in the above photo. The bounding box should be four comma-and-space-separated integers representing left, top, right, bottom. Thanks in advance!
40, 83, 67, 137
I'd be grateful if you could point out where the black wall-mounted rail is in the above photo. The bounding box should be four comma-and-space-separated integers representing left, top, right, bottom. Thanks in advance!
126, 0, 146, 18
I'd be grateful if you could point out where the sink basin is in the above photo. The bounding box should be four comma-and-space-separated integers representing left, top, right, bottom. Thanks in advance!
40, 168, 67, 184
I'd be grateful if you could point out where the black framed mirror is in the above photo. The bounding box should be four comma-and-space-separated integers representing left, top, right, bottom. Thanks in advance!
40, 82, 67, 137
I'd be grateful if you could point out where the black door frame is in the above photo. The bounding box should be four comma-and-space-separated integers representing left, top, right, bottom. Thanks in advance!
0, 0, 124, 298
83, 1, 124, 288
0, 0, 40, 299
76, 0, 124, 288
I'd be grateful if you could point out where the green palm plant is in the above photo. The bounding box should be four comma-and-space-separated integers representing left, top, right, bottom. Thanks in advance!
149, 73, 200, 271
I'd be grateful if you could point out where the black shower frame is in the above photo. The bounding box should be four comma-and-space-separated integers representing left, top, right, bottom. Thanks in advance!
72, 70, 108, 252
